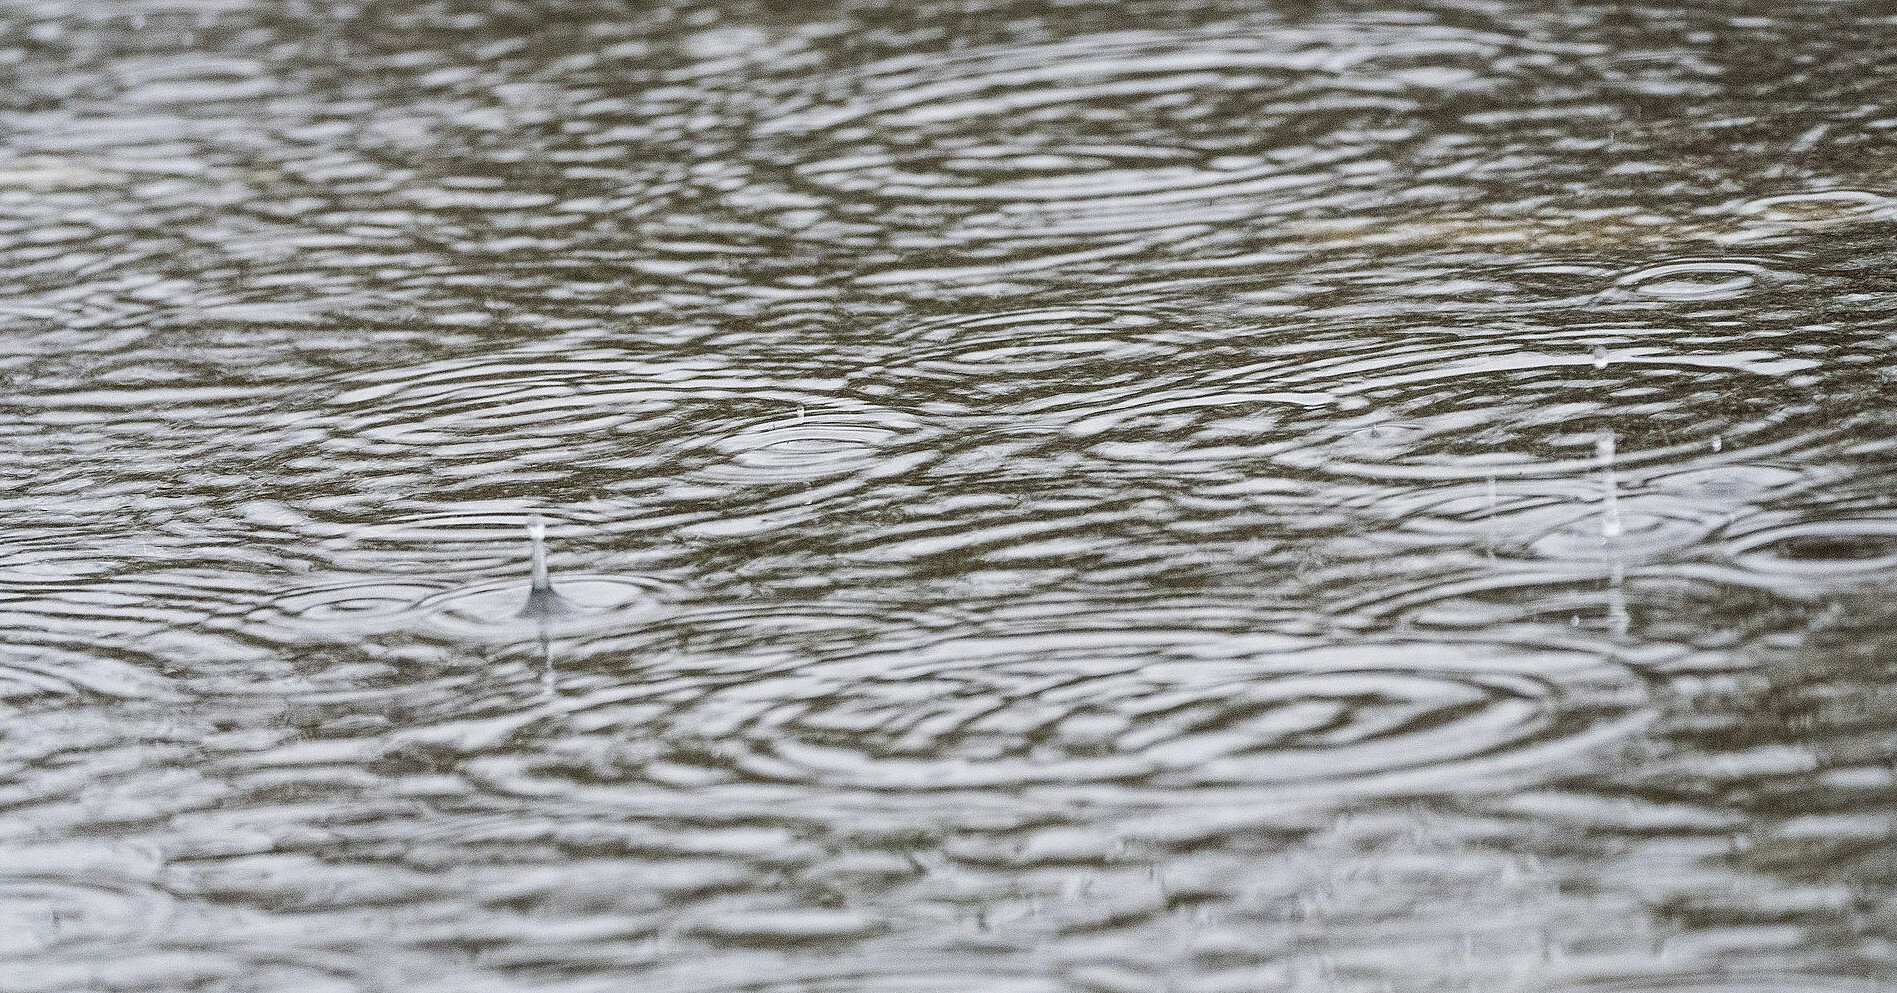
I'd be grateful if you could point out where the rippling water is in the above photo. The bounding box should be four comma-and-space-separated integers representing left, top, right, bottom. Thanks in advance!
6, 0, 1897, 989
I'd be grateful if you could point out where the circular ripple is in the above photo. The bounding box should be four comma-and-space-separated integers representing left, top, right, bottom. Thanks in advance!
249, 573, 666, 641
422, 574, 668, 636
1606, 257, 1786, 301
1524, 495, 1718, 561
1334, 419, 1431, 455
1737, 189, 1895, 227
1327, 566, 1647, 635
261, 579, 451, 631
762, 24, 1507, 267
1266, 333, 1828, 483
690, 404, 925, 485
545, 627, 1644, 803
245, 511, 670, 640
1647, 462, 1809, 501
1728, 518, 1897, 577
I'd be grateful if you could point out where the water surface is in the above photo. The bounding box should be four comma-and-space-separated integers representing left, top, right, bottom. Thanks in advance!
5, 1, 1897, 990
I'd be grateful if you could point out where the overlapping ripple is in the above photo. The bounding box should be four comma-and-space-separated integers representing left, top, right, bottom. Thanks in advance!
6, 0, 1897, 988
759, 19, 1581, 283
1264, 326, 1832, 483
239, 512, 674, 642
479, 614, 1646, 811
1728, 515, 1897, 580
1607, 257, 1790, 303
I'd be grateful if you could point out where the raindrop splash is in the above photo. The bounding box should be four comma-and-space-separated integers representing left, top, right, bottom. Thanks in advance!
517, 514, 574, 621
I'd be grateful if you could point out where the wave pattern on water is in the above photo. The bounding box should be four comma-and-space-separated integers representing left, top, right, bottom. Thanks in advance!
754, 21, 1605, 288
507, 624, 1646, 804
5, 0, 1897, 989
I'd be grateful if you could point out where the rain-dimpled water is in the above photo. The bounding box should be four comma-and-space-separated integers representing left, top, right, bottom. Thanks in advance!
5, 1, 1897, 990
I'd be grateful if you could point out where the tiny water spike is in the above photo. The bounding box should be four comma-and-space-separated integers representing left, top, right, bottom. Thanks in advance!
517, 514, 575, 620
1597, 429, 1623, 541
1591, 344, 1609, 370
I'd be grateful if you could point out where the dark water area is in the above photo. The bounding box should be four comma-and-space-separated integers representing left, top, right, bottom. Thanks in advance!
5, 0, 1897, 989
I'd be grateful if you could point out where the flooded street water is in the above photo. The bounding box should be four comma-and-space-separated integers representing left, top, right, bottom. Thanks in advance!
6, 1, 1897, 989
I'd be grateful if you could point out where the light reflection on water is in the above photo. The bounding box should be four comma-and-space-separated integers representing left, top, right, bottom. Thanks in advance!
4, 0, 1897, 989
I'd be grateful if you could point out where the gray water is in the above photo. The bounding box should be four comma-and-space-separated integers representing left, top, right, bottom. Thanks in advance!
5, 1, 1897, 990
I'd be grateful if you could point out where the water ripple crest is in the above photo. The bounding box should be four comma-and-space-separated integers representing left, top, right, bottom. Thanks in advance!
491, 620, 1646, 808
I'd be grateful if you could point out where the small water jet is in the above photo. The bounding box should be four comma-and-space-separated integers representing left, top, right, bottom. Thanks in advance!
517, 515, 575, 620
